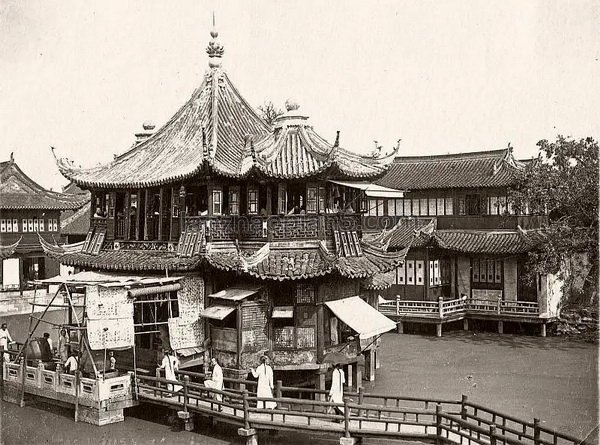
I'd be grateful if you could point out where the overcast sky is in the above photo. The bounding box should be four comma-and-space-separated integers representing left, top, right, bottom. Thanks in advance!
1, 0, 598, 190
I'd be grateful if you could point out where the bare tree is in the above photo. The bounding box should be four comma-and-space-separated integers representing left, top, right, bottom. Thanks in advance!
257, 101, 284, 125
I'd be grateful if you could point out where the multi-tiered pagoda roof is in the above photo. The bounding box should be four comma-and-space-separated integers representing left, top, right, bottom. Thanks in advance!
45, 25, 405, 281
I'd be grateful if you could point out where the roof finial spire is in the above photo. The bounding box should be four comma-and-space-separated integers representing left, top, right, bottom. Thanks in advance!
206, 13, 224, 68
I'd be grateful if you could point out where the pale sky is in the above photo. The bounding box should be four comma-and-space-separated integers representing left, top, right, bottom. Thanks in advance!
1, 0, 598, 191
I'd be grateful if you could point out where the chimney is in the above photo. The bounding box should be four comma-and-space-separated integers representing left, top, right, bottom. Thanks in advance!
134, 121, 156, 145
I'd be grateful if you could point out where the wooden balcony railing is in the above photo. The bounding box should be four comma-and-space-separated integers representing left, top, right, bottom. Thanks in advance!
184, 213, 362, 243
379, 297, 541, 319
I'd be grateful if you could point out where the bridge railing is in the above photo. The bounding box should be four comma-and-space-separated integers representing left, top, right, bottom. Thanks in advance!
460, 398, 587, 445
135, 373, 589, 445
381, 297, 541, 318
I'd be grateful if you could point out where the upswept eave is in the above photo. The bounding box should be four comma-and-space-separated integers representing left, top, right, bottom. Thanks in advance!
0, 159, 89, 210
0, 237, 22, 259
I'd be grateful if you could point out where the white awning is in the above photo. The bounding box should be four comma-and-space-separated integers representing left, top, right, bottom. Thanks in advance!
272, 306, 294, 318
200, 304, 236, 320
208, 287, 261, 302
325, 296, 396, 339
328, 180, 404, 198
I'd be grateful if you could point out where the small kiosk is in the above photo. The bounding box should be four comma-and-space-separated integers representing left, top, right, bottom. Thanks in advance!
2, 271, 196, 425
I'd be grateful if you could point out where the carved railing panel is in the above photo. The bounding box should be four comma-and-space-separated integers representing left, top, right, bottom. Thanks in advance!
269, 215, 319, 240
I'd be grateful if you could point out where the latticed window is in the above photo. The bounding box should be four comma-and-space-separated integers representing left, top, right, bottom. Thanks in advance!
39, 219, 44, 231
211, 188, 222, 215
318, 186, 326, 213
247, 187, 258, 214
228, 187, 239, 215
472, 258, 503, 289
306, 186, 318, 213
295, 284, 315, 304
22, 219, 28, 233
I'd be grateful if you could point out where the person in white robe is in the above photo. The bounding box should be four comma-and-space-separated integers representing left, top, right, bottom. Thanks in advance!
204, 357, 224, 403
250, 356, 276, 409
0, 323, 13, 363
158, 350, 182, 393
329, 363, 346, 416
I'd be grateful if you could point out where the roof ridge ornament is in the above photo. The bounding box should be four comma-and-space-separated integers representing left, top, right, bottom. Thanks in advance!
206, 13, 224, 68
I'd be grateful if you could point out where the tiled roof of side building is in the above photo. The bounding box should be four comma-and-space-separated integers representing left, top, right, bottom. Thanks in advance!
376, 147, 525, 190
375, 216, 546, 255
431, 230, 538, 255
0, 158, 89, 210
42, 244, 202, 272
54, 31, 396, 188
61, 205, 91, 236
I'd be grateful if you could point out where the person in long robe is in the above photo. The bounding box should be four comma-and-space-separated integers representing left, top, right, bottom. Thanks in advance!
158, 350, 182, 393
329, 363, 345, 417
250, 355, 276, 409
204, 357, 224, 403
58, 329, 69, 363
0, 323, 13, 363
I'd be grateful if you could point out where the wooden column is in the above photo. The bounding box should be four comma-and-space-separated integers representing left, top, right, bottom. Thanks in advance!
424, 249, 430, 301
463, 318, 469, 331
364, 348, 376, 381
236, 305, 243, 367
266, 184, 272, 215
124, 191, 131, 240
158, 187, 164, 241
143, 189, 150, 240
316, 302, 325, 362
347, 364, 353, 389
179, 185, 186, 235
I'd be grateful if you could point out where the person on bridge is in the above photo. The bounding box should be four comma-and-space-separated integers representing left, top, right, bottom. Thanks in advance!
250, 355, 276, 409
159, 350, 182, 393
328, 363, 345, 418
204, 357, 224, 404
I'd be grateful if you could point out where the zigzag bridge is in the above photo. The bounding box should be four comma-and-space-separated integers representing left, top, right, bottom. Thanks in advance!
2, 356, 589, 445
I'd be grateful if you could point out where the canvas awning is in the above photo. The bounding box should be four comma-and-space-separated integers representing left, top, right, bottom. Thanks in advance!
328, 180, 404, 198
325, 296, 396, 339
208, 287, 261, 302
200, 304, 236, 320
272, 306, 294, 318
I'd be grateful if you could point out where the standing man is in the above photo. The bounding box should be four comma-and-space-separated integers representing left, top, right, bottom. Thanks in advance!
250, 355, 276, 409
329, 363, 345, 417
204, 357, 224, 403
0, 323, 13, 362
158, 350, 181, 392
58, 328, 69, 363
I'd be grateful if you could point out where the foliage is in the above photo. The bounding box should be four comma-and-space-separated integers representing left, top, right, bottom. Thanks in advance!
257, 101, 284, 125
510, 136, 599, 303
